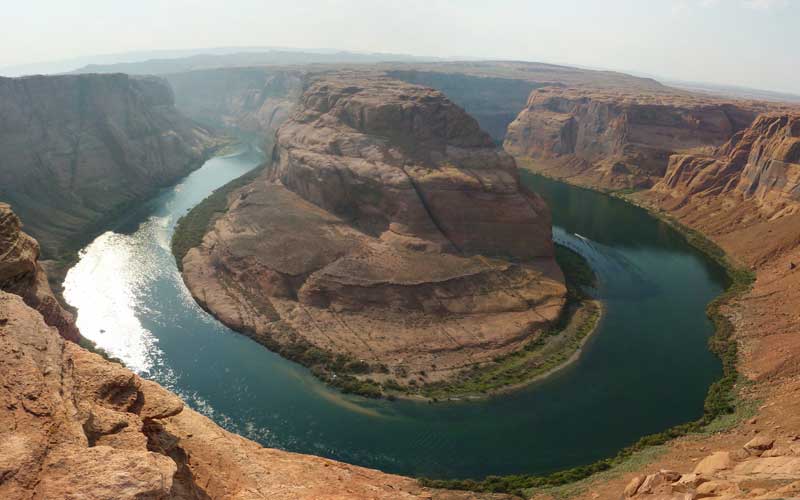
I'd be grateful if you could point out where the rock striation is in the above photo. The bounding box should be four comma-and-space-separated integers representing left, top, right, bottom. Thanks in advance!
181, 73, 566, 393
653, 113, 800, 219
0, 204, 511, 500
503, 86, 791, 189
0, 73, 218, 258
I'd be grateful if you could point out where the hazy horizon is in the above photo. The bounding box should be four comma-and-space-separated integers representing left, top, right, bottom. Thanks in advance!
2, 0, 798, 94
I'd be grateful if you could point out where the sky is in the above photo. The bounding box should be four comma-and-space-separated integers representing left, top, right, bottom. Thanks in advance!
1, 0, 798, 94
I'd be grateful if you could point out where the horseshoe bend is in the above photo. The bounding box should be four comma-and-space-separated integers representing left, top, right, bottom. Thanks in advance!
177, 73, 584, 399
2, 9, 800, 500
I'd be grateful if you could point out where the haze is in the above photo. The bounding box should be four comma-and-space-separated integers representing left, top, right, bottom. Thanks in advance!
1, 0, 798, 94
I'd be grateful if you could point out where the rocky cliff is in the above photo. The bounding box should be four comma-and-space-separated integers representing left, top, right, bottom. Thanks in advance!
0, 73, 217, 258
653, 114, 800, 220
180, 73, 566, 394
503, 86, 789, 189
165, 67, 304, 146
536, 114, 800, 500
0, 204, 509, 500
0, 203, 78, 342
386, 70, 542, 142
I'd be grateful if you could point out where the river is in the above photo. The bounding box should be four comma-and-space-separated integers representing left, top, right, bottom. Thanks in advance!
63, 145, 728, 479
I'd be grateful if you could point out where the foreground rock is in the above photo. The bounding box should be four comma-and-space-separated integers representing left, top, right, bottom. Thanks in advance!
620, 440, 800, 500
0, 73, 218, 258
504, 86, 793, 190
181, 73, 566, 395
0, 206, 511, 500
0, 203, 78, 342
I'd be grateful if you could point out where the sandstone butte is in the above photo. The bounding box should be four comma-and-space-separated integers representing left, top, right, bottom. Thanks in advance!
0, 73, 219, 259
180, 72, 567, 394
504, 85, 797, 190
0, 202, 514, 500
516, 113, 800, 499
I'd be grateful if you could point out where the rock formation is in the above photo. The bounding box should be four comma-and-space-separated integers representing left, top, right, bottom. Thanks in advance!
180, 73, 566, 393
541, 113, 800, 500
653, 113, 800, 220
387, 70, 542, 142
0, 204, 510, 500
0, 203, 78, 342
0, 73, 218, 258
504, 86, 792, 189
165, 68, 304, 146
622, 440, 800, 499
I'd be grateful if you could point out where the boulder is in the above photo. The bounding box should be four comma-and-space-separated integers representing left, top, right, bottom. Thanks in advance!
694, 452, 733, 475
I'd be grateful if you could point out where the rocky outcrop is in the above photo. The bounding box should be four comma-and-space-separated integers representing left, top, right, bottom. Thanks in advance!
0, 73, 218, 258
0, 203, 78, 342
0, 284, 512, 500
622, 439, 800, 499
503, 86, 788, 189
653, 114, 800, 219
165, 67, 304, 146
387, 70, 542, 142
181, 73, 566, 393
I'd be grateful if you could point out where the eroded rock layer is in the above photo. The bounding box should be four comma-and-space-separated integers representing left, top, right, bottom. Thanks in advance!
653, 114, 800, 221
182, 73, 566, 390
504, 86, 792, 189
0, 73, 218, 257
0, 203, 78, 342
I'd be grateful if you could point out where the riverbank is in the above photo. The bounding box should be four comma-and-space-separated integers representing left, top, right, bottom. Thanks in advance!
419, 160, 758, 497
412, 246, 602, 401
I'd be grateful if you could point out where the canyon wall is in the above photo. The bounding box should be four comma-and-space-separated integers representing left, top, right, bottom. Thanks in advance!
503, 86, 790, 190
387, 70, 542, 142
0, 73, 217, 258
653, 114, 800, 219
0, 204, 508, 500
535, 112, 800, 500
165, 67, 304, 144
181, 73, 566, 394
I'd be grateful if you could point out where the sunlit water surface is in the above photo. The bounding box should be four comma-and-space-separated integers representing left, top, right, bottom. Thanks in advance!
64, 149, 728, 479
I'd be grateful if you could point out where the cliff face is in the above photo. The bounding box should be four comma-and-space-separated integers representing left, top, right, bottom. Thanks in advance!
504, 86, 773, 189
386, 70, 542, 142
655, 114, 800, 219
181, 73, 565, 391
0, 73, 217, 258
554, 114, 800, 500
0, 217, 509, 500
165, 68, 304, 146
0, 203, 78, 342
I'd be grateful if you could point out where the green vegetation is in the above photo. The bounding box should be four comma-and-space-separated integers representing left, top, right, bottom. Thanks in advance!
246, 329, 387, 398
171, 162, 265, 270
419, 210, 755, 497
418, 301, 600, 400
409, 244, 600, 400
